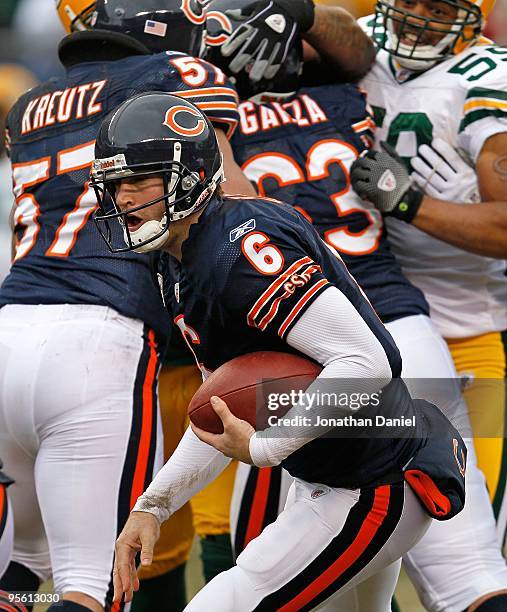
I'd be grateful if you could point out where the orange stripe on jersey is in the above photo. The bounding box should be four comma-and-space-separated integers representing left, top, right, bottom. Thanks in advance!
173, 87, 239, 103
247, 257, 312, 327
257, 263, 322, 332
0, 486, 5, 520
278, 279, 329, 338
0, 487, 6, 556
195, 101, 238, 111
278, 485, 391, 612
243, 468, 272, 548
352, 117, 376, 133
208, 116, 238, 139
129, 330, 158, 509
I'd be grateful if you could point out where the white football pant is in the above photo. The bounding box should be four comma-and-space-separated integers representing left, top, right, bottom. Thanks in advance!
193, 480, 430, 611
0, 304, 163, 607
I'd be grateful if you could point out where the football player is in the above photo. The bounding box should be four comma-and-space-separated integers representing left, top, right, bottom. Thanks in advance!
0, 1, 254, 611
201, 1, 507, 610
348, 0, 507, 597
115, 0, 374, 597
55, 3, 375, 606
92, 91, 467, 611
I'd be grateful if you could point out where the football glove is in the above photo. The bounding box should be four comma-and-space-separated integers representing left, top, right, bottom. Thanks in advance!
350, 142, 424, 223
219, 0, 315, 82
411, 138, 480, 204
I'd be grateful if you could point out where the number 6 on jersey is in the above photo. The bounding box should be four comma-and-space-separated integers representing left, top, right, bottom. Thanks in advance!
241, 231, 285, 275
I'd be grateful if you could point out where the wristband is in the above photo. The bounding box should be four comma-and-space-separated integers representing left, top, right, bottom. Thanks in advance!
389, 187, 424, 223
275, 0, 315, 32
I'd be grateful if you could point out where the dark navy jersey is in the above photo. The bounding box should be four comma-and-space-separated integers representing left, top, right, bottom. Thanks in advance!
1, 50, 238, 338
231, 84, 429, 324
159, 195, 428, 488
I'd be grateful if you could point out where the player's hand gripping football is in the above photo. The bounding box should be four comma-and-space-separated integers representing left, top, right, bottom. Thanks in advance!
112, 511, 160, 604
411, 138, 480, 203
350, 142, 424, 223
192, 396, 256, 464
218, 0, 315, 82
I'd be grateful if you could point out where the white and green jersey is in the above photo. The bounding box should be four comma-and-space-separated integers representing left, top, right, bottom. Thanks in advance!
359, 14, 507, 339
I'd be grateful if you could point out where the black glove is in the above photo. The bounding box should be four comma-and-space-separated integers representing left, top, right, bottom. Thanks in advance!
350, 142, 424, 223
219, 0, 315, 82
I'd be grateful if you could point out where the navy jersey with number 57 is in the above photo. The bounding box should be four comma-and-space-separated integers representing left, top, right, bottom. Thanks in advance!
1, 51, 238, 337
231, 84, 428, 324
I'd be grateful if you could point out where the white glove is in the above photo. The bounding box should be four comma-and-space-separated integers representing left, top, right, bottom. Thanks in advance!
411, 138, 481, 204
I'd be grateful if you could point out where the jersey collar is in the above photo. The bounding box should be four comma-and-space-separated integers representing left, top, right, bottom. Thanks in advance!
180, 196, 223, 266
387, 55, 424, 84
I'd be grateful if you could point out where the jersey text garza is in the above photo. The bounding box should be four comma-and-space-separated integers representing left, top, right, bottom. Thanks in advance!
239, 95, 328, 135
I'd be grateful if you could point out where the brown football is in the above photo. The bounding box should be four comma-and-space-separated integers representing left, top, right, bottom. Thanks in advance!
188, 351, 322, 434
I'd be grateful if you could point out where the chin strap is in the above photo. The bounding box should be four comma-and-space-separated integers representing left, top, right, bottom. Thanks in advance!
129, 216, 169, 254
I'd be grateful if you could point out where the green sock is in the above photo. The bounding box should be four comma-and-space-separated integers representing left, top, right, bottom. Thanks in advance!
131, 562, 187, 612
200, 534, 234, 583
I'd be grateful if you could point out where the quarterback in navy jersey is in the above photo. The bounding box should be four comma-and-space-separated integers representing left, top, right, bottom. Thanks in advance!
202, 4, 507, 610
0, 2, 254, 611
156, 196, 425, 489
92, 92, 466, 611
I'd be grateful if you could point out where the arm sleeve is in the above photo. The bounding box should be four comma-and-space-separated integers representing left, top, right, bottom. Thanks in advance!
457, 59, 507, 162
132, 426, 231, 523
249, 285, 392, 467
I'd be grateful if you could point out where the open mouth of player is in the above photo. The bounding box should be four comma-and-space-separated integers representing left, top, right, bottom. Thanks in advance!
126, 213, 144, 231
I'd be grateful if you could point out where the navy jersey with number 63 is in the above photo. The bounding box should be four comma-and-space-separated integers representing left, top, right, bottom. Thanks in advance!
231, 84, 428, 324
159, 195, 428, 488
1, 51, 238, 337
